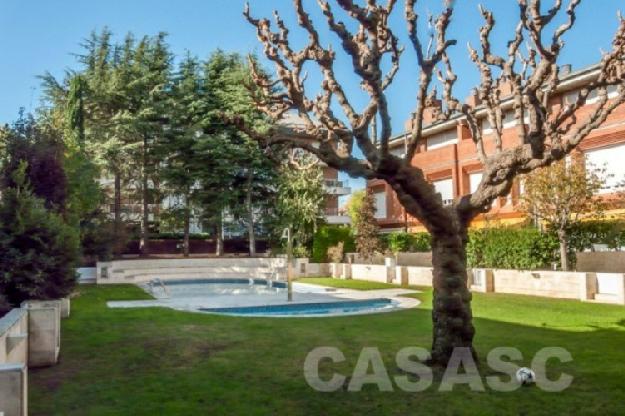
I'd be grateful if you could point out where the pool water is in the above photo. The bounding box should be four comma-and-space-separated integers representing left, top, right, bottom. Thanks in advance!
149, 278, 287, 299
108, 278, 411, 317
200, 298, 395, 316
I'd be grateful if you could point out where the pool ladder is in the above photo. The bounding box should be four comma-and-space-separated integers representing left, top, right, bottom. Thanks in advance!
151, 278, 170, 298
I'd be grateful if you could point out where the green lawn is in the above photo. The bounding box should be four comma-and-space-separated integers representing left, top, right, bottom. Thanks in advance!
29, 279, 625, 415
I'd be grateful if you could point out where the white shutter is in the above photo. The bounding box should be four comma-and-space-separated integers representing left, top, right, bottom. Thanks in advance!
433, 179, 454, 205
427, 130, 458, 150
373, 191, 387, 219
469, 172, 483, 194
585, 144, 625, 194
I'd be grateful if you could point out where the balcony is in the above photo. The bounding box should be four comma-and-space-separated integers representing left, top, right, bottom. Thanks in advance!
324, 180, 351, 196
324, 208, 351, 225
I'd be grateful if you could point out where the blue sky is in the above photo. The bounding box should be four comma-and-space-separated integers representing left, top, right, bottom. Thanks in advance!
0, 0, 622, 193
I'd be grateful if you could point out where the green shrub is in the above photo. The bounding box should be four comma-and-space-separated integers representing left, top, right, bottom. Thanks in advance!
312, 225, 355, 262
0, 293, 10, 318
566, 220, 625, 252
0, 165, 80, 307
384, 232, 432, 254
467, 227, 558, 270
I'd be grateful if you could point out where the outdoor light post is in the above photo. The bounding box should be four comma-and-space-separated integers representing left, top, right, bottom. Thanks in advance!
282, 226, 294, 302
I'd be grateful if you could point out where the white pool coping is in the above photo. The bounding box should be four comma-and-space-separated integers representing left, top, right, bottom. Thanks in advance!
107, 281, 421, 317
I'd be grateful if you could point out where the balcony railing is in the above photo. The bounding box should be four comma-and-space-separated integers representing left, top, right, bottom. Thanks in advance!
325, 179, 345, 188
325, 208, 349, 216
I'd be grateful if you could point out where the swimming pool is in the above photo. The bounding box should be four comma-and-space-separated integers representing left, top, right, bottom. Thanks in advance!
107, 278, 418, 317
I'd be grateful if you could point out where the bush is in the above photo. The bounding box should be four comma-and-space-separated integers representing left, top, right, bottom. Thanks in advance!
312, 225, 355, 262
0, 293, 11, 318
384, 232, 432, 254
327, 242, 344, 263
0, 165, 80, 307
292, 245, 311, 259
566, 220, 625, 252
467, 227, 558, 270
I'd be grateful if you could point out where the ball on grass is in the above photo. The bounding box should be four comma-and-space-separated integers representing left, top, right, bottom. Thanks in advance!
516, 367, 536, 386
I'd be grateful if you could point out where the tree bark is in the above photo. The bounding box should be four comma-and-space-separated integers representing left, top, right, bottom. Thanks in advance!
246, 170, 256, 257
139, 135, 150, 258
183, 195, 190, 258
113, 170, 122, 258
215, 212, 224, 257
558, 229, 569, 271
430, 227, 476, 366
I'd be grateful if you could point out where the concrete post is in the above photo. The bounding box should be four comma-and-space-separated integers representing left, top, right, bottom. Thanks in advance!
385, 257, 397, 284
469, 269, 494, 293
396, 266, 408, 286
341, 263, 352, 280
60, 298, 70, 319
21, 301, 61, 367
0, 364, 27, 416
579, 273, 597, 302
331, 263, 341, 279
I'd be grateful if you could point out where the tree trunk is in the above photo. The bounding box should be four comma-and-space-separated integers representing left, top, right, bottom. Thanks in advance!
246, 170, 256, 257
139, 136, 150, 258
430, 229, 476, 366
183, 196, 190, 258
215, 212, 224, 257
113, 171, 122, 258
558, 229, 569, 271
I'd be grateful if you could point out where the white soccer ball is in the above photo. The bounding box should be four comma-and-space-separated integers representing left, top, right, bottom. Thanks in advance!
516, 367, 536, 385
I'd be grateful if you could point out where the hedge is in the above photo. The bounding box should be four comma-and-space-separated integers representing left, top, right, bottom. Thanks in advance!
467, 227, 559, 270
382, 232, 431, 254
312, 225, 356, 262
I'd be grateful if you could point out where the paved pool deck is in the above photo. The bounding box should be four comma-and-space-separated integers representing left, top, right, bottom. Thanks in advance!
107, 282, 421, 317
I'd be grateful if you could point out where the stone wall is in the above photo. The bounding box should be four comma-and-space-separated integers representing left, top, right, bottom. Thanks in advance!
302, 261, 625, 305
351, 264, 392, 283
0, 309, 28, 416
97, 257, 288, 284
490, 270, 586, 299
576, 251, 625, 273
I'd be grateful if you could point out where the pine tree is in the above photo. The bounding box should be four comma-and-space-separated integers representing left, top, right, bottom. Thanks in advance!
0, 162, 80, 306
159, 54, 203, 256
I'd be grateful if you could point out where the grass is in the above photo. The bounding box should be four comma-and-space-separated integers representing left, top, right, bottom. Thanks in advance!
29, 279, 625, 415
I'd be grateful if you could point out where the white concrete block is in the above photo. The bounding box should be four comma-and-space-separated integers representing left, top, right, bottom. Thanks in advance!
0, 363, 27, 416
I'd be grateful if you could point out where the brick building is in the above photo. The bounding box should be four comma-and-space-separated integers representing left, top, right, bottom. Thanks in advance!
367, 65, 625, 232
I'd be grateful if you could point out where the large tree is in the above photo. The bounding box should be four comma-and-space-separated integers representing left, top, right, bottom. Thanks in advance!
244, 0, 625, 365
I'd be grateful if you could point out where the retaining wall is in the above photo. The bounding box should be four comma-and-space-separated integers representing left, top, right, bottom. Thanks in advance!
96, 257, 289, 284
302, 261, 625, 305
0, 309, 28, 416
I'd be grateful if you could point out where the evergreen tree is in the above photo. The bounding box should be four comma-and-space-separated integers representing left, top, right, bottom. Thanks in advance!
158, 54, 203, 256
1, 114, 68, 213
0, 162, 80, 306
354, 191, 381, 261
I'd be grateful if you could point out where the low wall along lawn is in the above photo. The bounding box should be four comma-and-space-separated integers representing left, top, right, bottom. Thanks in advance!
303, 260, 625, 306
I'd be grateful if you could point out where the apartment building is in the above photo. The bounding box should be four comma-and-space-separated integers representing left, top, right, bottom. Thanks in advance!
367, 65, 625, 232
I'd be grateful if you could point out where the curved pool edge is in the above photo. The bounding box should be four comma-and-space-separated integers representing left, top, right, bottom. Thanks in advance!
107, 279, 421, 318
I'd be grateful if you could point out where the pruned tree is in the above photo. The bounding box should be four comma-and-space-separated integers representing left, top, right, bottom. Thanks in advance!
243, 0, 625, 365
520, 159, 607, 271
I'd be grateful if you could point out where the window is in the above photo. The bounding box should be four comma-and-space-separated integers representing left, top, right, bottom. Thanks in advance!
373, 191, 387, 219
502, 111, 517, 129
565, 86, 619, 106
585, 144, 625, 194
469, 172, 483, 194
390, 146, 405, 158
433, 178, 454, 205
427, 130, 458, 150
482, 111, 518, 134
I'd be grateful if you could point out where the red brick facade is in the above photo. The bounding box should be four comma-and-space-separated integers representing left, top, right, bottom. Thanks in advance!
368, 67, 625, 232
